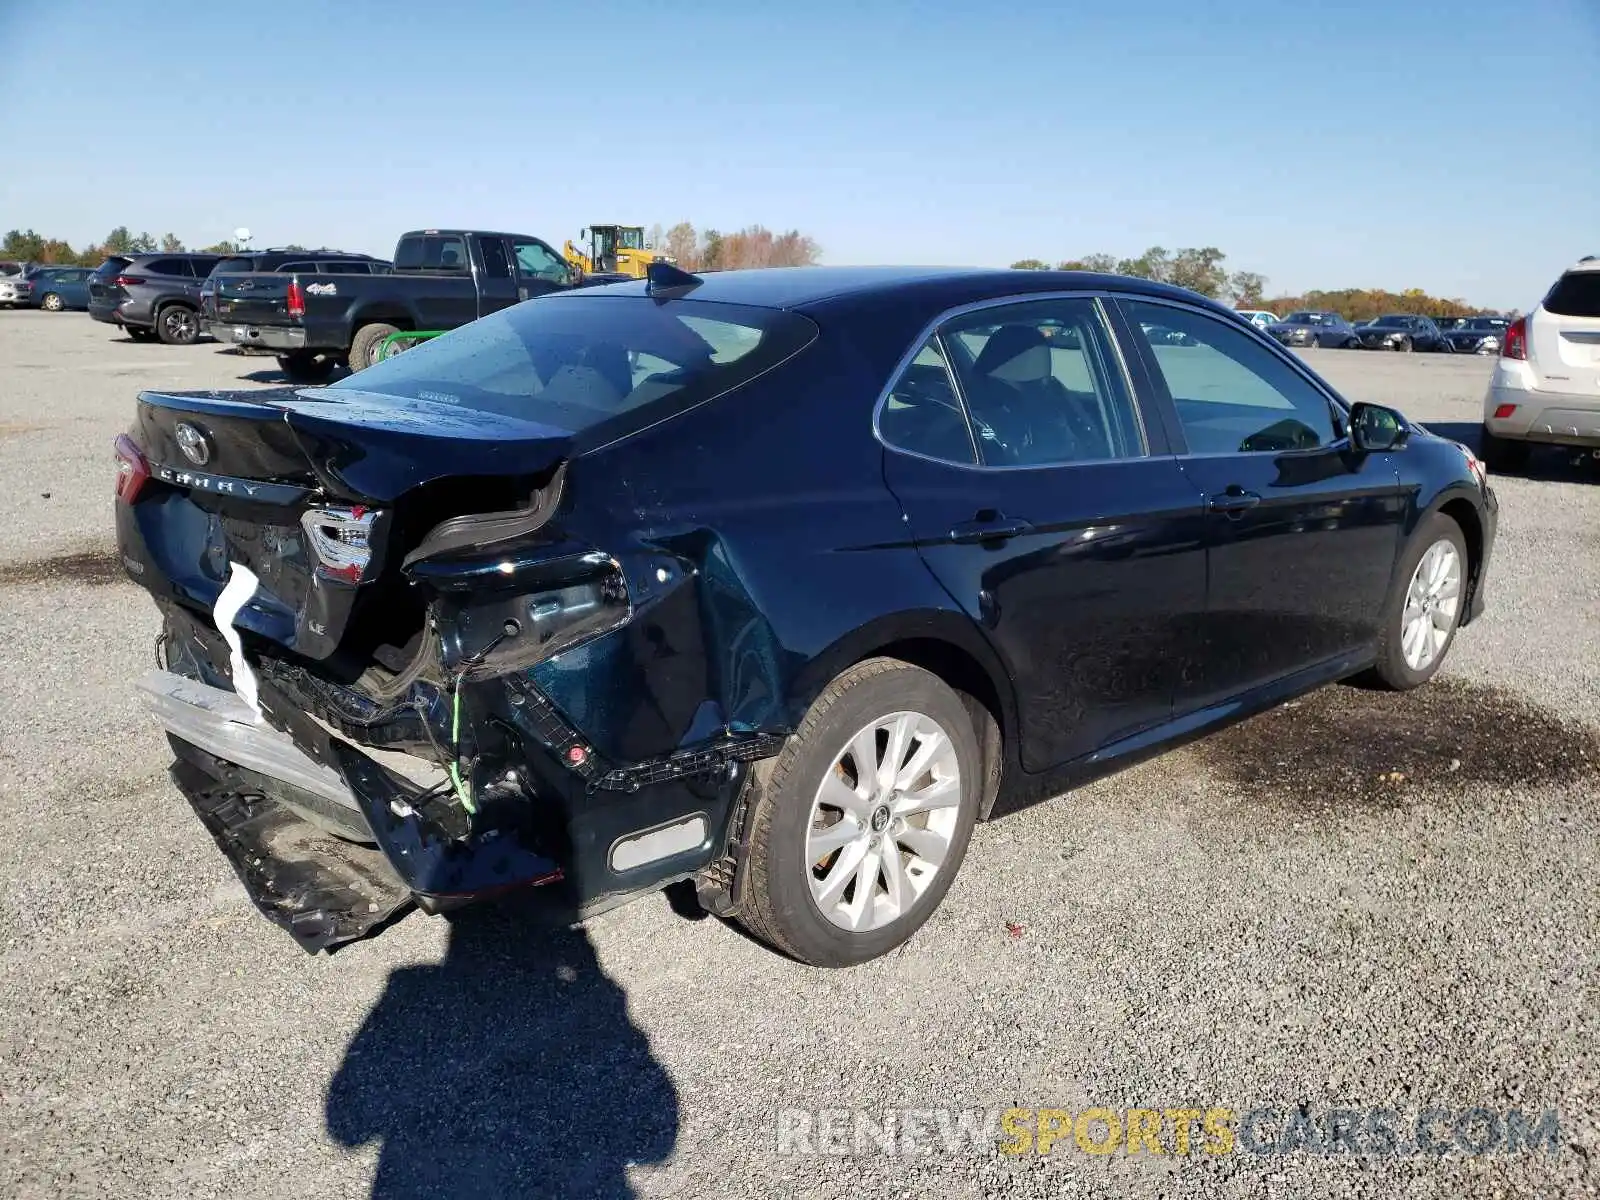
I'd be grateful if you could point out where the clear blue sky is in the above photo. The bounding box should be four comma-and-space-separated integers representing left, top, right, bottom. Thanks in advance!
2, 0, 1595, 308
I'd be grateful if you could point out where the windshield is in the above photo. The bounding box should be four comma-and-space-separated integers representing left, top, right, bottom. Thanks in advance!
619, 228, 645, 250
1286, 312, 1316, 324
1472, 317, 1508, 329
1376, 314, 1409, 325
331, 296, 819, 443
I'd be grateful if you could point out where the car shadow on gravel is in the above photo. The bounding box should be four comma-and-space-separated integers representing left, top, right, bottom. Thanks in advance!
326, 897, 678, 1199
0, 546, 127, 587
1423, 420, 1600, 483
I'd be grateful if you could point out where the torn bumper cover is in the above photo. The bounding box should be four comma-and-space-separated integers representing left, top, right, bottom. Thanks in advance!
142, 669, 566, 952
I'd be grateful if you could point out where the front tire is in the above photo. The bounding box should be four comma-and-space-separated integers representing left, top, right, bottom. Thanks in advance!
349, 322, 400, 372
735, 658, 980, 966
1397, 336, 1413, 353
155, 304, 199, 345
1368, 513, 1468, 690
1310, 334, 1322, 349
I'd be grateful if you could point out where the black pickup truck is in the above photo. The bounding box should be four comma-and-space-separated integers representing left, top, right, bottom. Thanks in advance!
203, 229, 627, 382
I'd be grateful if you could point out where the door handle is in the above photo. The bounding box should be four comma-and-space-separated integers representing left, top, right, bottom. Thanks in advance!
1207, 489, 1261, 514
949, 516, 1033, 544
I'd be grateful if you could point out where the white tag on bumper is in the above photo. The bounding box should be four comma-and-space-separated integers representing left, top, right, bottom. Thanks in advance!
213, 561, 263, 724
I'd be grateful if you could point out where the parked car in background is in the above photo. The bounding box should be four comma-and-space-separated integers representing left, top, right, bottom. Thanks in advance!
1356, 314, 1451, 352
0, 260, 35, 307
205, 228, 626, 381
199, 249, 392, 342
1438, 315, 1510, 355
116, 264, 1498, 965
1481, 256, 1600, 469
88, 252, 224, 344
1235, 309, 1278, 331
1266, 310, 1360, 348
21, 265, 94, 311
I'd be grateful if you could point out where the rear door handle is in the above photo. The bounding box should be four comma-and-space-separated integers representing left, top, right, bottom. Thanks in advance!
949, 517, 1033, 544
1208, 489, 1261, 514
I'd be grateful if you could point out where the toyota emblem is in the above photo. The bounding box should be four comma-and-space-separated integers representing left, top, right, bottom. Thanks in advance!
174, 422, 211, 466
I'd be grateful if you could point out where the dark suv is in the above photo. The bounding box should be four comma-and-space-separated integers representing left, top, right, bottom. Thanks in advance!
88, 253, 224, 344
198, 249, 390, 339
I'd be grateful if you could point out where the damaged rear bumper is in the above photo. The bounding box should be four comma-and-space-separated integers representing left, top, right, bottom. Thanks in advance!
140, 595, 782, 953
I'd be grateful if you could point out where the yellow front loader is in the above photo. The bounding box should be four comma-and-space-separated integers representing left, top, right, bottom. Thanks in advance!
563, 225, 674, 281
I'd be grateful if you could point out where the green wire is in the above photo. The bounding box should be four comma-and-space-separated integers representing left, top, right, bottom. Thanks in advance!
448, 682, 476, 814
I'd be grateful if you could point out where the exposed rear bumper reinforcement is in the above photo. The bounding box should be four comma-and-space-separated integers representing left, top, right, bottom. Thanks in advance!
136, 670, 361, 815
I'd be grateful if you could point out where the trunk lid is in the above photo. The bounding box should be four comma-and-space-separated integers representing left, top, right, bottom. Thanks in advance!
1531, 269, 1600, 397
122, 387, 572, 659
88, 256, 132, 304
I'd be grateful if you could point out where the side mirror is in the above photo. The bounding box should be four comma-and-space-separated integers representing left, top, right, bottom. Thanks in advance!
1349, 402, 1409, 452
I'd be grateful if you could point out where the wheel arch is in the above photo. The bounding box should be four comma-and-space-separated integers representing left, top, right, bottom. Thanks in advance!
788, 611, 1018, 821
1434, 493, 1485, 619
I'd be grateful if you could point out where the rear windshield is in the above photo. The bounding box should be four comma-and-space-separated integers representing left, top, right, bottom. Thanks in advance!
330, 296, 819, 444
1543, 272, 1600, 318
213, 257, 257, 274
393, 234, 469, 272
92, 256, 132, 278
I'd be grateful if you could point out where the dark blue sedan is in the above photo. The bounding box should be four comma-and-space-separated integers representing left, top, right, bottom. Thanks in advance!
21, 266, 94, 311
115, 264, 1498, 966
1266, 309, 1361, 348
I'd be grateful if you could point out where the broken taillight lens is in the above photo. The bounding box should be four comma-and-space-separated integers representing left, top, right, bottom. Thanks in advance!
113, 434, 149, 503
300, 506, 379, 583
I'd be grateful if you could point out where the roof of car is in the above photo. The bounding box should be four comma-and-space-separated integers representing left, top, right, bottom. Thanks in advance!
566, 265, 1231, 315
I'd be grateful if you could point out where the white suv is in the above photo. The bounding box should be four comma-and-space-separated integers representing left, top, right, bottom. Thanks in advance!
1481, 256, 1600, 468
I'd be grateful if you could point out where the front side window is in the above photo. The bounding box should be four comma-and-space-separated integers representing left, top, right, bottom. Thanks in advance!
1123, 300, 1338, 455
512, 239, 569, 284
878, 339, 976, 464
940, 298, 1144, 467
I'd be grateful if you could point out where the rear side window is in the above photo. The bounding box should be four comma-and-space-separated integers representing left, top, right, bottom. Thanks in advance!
143, 258, 190, 276
1543, 272, 1600, 318
328, 296, 819, 445
941, 298, 1145, 466
394, 235, 469, 272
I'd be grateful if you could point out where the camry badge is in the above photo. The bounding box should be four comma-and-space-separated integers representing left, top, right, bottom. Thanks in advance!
174, 422, 211, 466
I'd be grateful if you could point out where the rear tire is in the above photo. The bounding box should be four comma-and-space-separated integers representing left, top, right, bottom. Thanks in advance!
349, 322, 400, 372
735, 658, 980, 967
277, 351, 336, 383
155, 304, 199, 345
1479, 425, 1529, 473
1367, 512, 1468, 691
40, 292, 63, 312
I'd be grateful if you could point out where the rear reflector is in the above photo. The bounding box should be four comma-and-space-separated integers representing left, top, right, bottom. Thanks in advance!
113, 433, 149, 503
1493, 403, 1518, 419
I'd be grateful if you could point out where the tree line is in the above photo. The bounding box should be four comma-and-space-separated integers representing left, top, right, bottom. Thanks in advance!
1010, 246, 1504, 320
6, 224, 1494, 318
648, 222, 820, 271
2, 226, 254, 265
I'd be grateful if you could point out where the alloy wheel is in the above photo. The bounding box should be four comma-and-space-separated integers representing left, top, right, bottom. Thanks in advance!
805, 710, 961, 933
164, 309, 196, 341
42, 293, 63, 311
1401, 538, 1462, 671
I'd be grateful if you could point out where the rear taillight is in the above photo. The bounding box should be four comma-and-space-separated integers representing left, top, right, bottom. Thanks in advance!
1501, 316, 1527, 360
113, 434, 149, 503
287, 279, 305, 318
113, 274, 146, 287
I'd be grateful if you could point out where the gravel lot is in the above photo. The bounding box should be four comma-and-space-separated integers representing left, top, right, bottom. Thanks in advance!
1, 311, 1595, 1199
